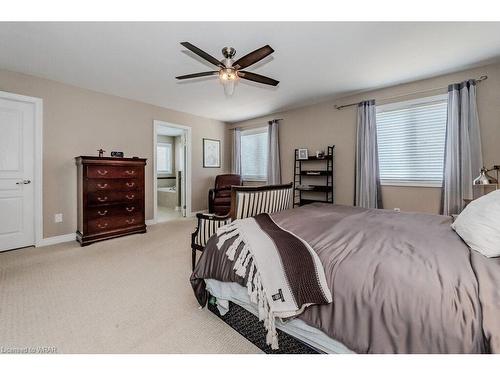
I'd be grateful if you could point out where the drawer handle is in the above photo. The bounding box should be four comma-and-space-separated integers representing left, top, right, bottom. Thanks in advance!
97, 196, 108, 202
97, 210, 108, 216
97, 222, 108, 229
126, 206, 135, 212
125, 194, 135, 200
97, 183, 108, 189
97, 169, 108, 176
125, 218, 135, 224
125, 170, 136, 175
125, 182, 135, 187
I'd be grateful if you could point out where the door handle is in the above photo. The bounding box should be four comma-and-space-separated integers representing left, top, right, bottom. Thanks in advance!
16, 180, 31, 185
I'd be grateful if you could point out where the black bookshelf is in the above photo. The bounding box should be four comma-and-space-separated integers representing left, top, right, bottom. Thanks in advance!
293, 146, 335, 207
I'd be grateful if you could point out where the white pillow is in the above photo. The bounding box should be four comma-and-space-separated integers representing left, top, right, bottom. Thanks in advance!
451, 189, 500, 258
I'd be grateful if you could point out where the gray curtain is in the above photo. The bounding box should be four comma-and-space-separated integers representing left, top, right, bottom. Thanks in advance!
267, 120, 282, 184
355, 100, 382, 208
442, 80, 483, 215
231, 128, 241, 175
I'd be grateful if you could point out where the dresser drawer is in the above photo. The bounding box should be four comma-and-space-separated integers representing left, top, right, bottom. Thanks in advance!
87, 165, 142, 179
87, 212, 143, 234
87, 191, 141, 205
87, 203, 142, 220
87, 179, 140, 193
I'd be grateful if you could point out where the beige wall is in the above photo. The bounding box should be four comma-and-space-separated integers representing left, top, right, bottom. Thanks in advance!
0, 69, 229, 238
230, 62, 500, 214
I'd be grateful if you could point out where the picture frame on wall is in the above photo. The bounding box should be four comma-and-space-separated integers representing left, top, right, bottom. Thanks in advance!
203, 138, 221, 168
298, 148, 309, 160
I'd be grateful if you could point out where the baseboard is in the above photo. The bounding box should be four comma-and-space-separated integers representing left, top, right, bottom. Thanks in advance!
36, 233, 76, 247
37, 214, 200, 245
147, 210, 205, 225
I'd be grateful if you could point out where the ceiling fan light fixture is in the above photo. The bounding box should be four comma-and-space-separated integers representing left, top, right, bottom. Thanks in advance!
219, 68, 237, 81
222, 80, 236, 96
219, 68, 238, 96
176, 42, 278, 93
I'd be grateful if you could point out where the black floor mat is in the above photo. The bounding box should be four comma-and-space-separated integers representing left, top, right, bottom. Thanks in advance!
207, 297, 321, 354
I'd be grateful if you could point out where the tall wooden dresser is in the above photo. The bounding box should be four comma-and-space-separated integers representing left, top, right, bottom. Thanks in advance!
75, 156, 147, 246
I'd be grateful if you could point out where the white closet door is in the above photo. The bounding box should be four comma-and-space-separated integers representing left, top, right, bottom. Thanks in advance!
0, 97, 35, 251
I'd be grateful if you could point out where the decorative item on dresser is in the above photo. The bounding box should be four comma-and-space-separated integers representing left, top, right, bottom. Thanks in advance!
293, 145, 335, 207
75, 156, 147, 246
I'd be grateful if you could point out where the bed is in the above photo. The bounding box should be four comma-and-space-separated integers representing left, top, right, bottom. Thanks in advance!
190, 188, 500, 354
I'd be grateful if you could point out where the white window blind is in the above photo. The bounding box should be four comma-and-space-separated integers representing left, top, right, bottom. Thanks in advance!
157, 143, 172, 174
241, 127, 268, 181
376, 95, 448, 187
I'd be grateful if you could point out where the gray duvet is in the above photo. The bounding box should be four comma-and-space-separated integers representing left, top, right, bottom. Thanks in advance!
191, 203, 500, 353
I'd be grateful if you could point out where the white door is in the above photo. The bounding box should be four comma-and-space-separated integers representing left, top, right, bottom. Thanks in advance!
0, 97, 35, 251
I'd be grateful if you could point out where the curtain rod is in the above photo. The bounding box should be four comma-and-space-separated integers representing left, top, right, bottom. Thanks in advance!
230, 118, 283, 130
334, 75, 488, 110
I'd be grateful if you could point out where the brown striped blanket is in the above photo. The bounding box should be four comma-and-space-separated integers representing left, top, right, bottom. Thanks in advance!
211, 213, 332, 349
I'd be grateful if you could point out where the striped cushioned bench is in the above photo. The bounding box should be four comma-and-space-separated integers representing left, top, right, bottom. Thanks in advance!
191, 183, 293, 270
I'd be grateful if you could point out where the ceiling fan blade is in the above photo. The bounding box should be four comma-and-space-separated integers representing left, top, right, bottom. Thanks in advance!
176, 71, 219, 80
233, 45, 274, 70
238, 71, 279, 86
180, 42, 223, 67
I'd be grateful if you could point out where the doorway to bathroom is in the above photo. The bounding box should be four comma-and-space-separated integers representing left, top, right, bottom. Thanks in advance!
153, 121, 191, 223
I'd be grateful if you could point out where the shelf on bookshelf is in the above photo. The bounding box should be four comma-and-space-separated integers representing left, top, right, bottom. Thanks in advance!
296, 185, 331, 192
300, 170, 330, 176
298, 155, 333, 161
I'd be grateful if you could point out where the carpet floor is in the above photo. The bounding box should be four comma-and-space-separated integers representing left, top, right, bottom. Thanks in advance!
0, 219, 262, 354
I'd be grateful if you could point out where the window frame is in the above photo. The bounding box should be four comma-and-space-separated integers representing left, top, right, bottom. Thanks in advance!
376, 94, 448, 188
156, 142, 173, 174
240, 126, 268, 182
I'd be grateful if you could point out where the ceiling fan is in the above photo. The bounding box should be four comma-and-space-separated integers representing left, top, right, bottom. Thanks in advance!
176, 42, 279, 95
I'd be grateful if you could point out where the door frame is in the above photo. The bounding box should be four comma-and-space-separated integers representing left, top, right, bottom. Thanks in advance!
0, 90, 43, 247
152, 120, 192, 223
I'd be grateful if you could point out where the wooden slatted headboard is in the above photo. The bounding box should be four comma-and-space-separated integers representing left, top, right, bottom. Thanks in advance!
229, 183, 293, 220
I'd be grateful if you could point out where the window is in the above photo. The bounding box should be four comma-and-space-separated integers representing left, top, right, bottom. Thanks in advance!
241, 127, 268, 181
376, 95, 448, 187
157, 143, 172, 174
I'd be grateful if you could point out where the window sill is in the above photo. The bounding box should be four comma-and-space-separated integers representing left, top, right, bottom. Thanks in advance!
381, 181, 443, 188
243, 178, 267, 183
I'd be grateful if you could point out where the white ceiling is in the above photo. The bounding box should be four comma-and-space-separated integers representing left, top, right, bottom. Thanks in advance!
1, 22, 499, 122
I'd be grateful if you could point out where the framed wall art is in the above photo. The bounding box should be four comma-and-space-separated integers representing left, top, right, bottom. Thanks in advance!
203, 138, 221, 168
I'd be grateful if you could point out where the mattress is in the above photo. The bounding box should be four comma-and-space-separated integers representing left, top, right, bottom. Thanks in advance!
205, 279, 353, 354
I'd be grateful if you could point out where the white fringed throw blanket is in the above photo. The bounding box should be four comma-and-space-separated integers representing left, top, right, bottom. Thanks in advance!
216, 213, 332, 349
